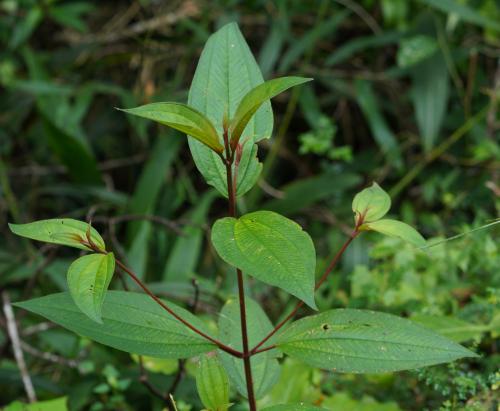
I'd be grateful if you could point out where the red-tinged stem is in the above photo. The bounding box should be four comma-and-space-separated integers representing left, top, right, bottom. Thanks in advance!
113, 259, 243, 358
81, 235, 244, 359
223, 128, 257, 411
250, 229, 360, 355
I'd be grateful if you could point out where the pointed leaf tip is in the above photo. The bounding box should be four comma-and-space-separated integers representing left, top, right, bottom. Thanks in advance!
120, 102, 224, 153
230, 76, 313, 144
9, 219, 105, 251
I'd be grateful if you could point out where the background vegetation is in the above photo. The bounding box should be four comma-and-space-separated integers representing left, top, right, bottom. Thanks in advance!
0, 0, 499, 410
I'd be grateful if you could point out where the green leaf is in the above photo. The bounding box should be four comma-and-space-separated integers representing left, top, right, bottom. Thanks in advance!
212, 211, 317, 309
188, 22, 273, 197
119, 103, 223, 153
230, 76, 312, 144
126, 136, 182, 279
275, 309, 477, 373
352, 183, 391, 224
9, 6, 43, 49
196, 353, 231, 411
15, 291, 216, 358
4, 397, 68, 411
361, 219, 426, 247
262, 405, 327, 411
411, 52, 450, 152
411, 315, 486, 343
419, 0, 500, 31
396, 35, 438, 68
9, 219, 105, 251
218, 297, 280, 399
355, 80, 402, 168
67, 253, 115, 323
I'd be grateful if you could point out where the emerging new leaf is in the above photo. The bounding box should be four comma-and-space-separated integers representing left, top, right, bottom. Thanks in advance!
9, 219, 105, 251
361, 219, 426, 247
212, 211, 317, 309
15, 291, 216, 358
188, 22, 273, 197
275, 309, 477, 373
230, 76, 313, 145
352, 182, 391, 224
196, 353, 231, 411
67, 253, 115, 323
119, 103, 224, 153
218, 297, 280, 399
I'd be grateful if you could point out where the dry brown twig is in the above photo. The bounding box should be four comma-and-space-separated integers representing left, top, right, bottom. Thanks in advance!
2, 291, 37, 403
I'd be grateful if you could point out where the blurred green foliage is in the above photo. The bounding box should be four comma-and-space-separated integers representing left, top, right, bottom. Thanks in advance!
0, 0, 498, 410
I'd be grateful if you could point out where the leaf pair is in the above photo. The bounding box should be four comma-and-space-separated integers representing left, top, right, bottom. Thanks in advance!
17, 291, 477, 375
121, 23, 312, 198
121, 76, 309, 165
9, 219, 115, 323
352, 183, 426, 247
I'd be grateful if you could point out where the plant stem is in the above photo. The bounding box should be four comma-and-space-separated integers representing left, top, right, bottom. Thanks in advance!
223, 138, 257, 410
110, 257, 243, 358
250, 229, 359, 355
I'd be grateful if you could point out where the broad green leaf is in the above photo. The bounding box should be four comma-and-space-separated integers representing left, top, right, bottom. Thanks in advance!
262, 405, 327, 411
419, 0, 500, 31
355, 80, 402, 168
4, 397, 68, 411
212, 211, 317, 309
15, 291, 216, 358
411, 314, 486, 343
411, 52, 450, 152
352, 183, 391, 224
119, 103, 223, 153
275, 309, 477, 373
188, 22, 273, 197
9, 219, 105, 251
196, 353, 231, 411
67, 253, 115, 323
218, 297, 280, 399
361, 219, 426, 248
230, 76, 312, 144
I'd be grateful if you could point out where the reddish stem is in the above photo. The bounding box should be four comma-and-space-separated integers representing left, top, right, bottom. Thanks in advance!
250, 229, 360, 355
114, 259, 243, 358
223, 130, 257, 411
